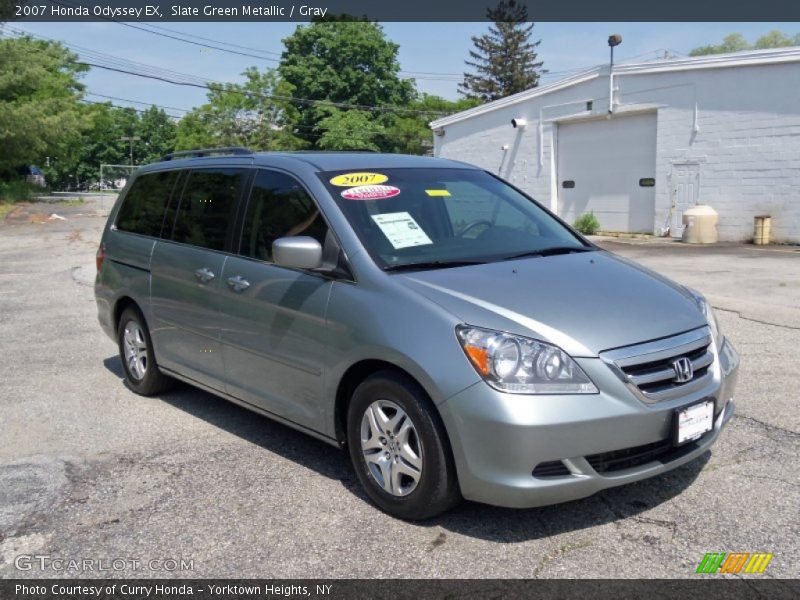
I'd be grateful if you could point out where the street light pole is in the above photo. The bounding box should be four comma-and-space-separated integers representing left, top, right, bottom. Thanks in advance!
608, 34, 622, 114
119, 136, 141, 166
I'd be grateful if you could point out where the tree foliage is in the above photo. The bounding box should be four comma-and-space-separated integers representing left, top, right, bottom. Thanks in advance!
316, 109, 381, 151
278, 18, 414, 148
1, 23, 488, 190
175, 67, 305, 151
689, 30, 800, 56
45, 102, 177, 190
459, 0, 545, 102
0, 36, 87, 176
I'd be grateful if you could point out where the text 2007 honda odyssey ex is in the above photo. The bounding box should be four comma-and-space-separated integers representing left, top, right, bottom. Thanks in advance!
95, 149, 740, 519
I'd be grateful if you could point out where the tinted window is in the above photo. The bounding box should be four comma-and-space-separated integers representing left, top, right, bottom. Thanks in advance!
240, 170, 327, 261
116, 170, 179, 237
171, 168, 245, 251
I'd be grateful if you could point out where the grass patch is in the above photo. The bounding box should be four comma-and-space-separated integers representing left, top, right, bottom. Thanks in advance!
0, 202, 18, 220
60, 198, 85, 206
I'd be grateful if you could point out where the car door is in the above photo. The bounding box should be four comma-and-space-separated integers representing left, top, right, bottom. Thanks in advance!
218, 169, 334, 431
149, 167, 248, 390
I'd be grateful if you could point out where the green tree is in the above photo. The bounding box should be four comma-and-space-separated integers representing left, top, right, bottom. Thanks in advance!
0, 36, 87, 177
459, 0, 545, 102
754, 30, 800, 49
381, 94, 482, 155
138, 106, 177, 164
44, 102, 138, 189
689, 30, 799, 56
175, 67, 305, 151
316, 109, 382, 151
278, 18, 414, 148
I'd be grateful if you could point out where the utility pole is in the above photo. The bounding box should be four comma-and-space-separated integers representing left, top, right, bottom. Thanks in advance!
119, 136, 141, 166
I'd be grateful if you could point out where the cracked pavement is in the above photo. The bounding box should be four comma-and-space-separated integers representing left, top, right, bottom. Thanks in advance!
0, 200, 798, 579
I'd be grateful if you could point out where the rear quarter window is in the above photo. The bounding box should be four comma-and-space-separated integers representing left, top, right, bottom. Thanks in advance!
116, 171, 180, 237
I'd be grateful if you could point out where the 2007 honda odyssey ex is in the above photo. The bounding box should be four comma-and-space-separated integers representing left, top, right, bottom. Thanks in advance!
95, 148, 740, 519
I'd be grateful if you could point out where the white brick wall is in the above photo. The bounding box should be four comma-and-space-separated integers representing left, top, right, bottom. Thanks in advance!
435, 60, 800, 242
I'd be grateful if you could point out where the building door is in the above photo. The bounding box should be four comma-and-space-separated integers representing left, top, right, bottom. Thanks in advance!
557, 112, 657, 233
670, 163, 700, 238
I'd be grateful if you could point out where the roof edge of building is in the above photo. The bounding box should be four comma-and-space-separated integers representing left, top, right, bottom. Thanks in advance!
430, 46, 800, 130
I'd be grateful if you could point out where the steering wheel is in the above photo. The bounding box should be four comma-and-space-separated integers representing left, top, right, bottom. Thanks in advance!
458, 219, 493, 238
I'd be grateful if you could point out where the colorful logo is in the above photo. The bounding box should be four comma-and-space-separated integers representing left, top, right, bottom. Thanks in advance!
696, 552, 773, 574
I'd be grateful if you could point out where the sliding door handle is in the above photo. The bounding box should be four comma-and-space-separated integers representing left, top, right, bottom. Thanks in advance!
194, 267, 215, 283
226, 275, 250, 292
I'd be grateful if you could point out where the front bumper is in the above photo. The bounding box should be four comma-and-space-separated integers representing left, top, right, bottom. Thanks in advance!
439, 337, 739, 508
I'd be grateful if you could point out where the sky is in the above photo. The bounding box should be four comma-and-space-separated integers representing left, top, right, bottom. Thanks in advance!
6, 21, 800, 117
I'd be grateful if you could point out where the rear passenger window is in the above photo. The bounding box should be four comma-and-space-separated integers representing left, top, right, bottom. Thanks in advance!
115, 171, 179, 237
240, 170, 327, 261
171, 168, 245, 251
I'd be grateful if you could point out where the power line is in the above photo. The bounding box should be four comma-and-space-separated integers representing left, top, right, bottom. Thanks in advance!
134, 22, 283, 57
116, 21, 281, 62
3, 26, 449, 117
81, 99, 183, 120
86, 92, 191, 113
49, 0, 466, 81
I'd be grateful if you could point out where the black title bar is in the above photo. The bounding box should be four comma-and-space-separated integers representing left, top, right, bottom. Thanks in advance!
7, 0, 800, 22
3, 579, 800, 600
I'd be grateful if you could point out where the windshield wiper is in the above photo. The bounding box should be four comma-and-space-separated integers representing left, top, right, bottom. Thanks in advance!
501, 246, 594, 261
383, 260, 487, 272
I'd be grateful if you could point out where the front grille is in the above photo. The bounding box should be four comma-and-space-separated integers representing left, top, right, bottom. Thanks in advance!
587, 437, 703, 473
600, 327, 715, 403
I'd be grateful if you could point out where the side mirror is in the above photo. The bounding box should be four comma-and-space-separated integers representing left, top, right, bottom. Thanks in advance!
272, 236, 323, 270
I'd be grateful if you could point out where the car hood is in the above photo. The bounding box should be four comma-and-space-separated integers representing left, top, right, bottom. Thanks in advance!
398, 250, 706, 357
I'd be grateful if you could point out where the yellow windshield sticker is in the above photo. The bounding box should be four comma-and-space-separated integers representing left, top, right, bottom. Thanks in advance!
425, 189, 451, 197
330, 172, 388, 187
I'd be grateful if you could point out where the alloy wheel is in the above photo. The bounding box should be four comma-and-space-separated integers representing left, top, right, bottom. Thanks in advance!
360, 399, 423, 496
122, 321, 148, 381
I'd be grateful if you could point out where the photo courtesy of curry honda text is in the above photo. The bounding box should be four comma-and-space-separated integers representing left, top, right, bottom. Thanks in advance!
94, 148, 740, 520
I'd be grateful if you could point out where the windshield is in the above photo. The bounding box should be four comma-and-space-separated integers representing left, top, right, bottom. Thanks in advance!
320, 168, 590, 270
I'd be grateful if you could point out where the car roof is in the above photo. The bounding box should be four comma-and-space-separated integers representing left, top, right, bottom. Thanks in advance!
138, 151, 476, 174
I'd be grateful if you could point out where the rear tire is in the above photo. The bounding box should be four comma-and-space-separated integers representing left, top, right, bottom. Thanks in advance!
347, 370, 461, 520
117, 306, 172, 396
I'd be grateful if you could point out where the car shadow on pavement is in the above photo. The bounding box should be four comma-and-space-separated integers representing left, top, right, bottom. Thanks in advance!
103, 356, 712, 543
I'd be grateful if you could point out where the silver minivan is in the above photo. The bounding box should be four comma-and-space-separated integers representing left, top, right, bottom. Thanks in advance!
95, 149, 739, 519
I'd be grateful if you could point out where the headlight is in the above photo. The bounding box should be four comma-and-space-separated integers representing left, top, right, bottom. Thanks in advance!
456, 325, 598, 394
686, 287, 723, 345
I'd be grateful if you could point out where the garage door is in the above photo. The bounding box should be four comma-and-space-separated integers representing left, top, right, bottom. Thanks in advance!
557, 112, 657, 233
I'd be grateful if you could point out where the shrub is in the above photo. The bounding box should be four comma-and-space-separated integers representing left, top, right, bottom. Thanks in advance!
0, 179, 42, 202
573, 212, 601, 235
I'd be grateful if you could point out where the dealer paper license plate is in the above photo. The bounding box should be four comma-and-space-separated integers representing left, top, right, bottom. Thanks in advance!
676, 400, 714, 445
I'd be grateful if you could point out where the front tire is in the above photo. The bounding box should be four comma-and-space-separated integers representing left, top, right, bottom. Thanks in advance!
347, 370, 461, 520
117, 306, 172, 396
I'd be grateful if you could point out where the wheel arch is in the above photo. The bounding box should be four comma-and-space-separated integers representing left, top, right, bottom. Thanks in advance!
333, 360, 455, 459
113, 295, 139, 329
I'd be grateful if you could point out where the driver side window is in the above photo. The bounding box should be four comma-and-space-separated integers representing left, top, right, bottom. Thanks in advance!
240, 170, 327, 262
444, 181, 540, 238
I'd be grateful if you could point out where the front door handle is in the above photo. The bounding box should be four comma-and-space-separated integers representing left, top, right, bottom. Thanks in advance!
194, 267, 215, 283
226, 275, 250, 293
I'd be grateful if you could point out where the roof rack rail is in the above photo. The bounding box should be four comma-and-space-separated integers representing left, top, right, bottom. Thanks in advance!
161, 147, 253, 161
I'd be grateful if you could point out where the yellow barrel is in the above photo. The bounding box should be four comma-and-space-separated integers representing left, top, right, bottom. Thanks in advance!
754, 216, 771, 245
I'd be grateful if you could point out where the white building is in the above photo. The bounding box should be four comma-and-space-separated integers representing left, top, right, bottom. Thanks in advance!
431, 48, 800, 242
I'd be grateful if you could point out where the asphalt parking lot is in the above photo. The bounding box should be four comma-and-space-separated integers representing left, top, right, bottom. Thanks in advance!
0, 199, 798, 579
